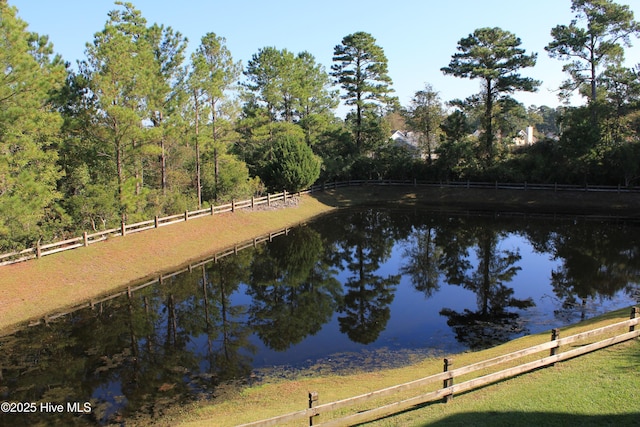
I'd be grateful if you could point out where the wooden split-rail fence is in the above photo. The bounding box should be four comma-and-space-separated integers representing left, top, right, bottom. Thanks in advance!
238, 307, 639, 427
1, 179, 639, 266
0, 190, 296, 266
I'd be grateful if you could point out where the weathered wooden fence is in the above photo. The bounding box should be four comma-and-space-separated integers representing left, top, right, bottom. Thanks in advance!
1, 180, 639, 266
0, 190, 296, 266
238, 307, 639, 427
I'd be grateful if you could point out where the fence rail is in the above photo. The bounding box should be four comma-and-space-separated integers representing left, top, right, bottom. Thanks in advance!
0, 189, 297, 266
1, 180, 639, 266
238, 307, 639, 427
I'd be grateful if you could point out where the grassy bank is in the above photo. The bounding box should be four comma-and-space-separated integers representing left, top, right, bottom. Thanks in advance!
1, 185, 639, 333
150, 308, 639, 426
0, 196, 336, 332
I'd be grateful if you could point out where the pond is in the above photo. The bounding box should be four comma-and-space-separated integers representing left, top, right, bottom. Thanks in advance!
1, 207, 639, 425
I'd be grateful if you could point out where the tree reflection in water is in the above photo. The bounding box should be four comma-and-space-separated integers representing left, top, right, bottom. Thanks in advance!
333, 210, 401, 344
439, 226, 533, 350
1, 209, 638, 425
247, 227, 341, 351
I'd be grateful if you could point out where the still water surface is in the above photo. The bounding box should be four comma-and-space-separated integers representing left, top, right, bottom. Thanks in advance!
1, 208, 638, 425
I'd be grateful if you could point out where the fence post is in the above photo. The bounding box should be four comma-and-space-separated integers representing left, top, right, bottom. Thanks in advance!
308, 391, 319, 426
232, 199, 235, 212
36, 240, 42, 259
154, 215, 159, 228
121, 221, 126, 237
184, 210, 189, 221
443, 358, 454, 403
283, 189, 287, 201
251, 196, 255, 210
550, 328, 560, 364
630, 307, 638, 332
210, 204, 215, 216
83, 232, 89, 247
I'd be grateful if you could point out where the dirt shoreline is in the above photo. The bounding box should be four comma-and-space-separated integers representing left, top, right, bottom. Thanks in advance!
1, 186, 639, 334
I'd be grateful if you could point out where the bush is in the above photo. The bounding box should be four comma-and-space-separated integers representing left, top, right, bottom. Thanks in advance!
262, 134, 321, 192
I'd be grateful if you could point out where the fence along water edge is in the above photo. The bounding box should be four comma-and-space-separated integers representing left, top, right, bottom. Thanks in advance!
237, 307, 639, 427
2, 180, 639, 266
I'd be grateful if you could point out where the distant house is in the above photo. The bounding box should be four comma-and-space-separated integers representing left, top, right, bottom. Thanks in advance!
390, 130, 424, 159
512, 126, 536, 146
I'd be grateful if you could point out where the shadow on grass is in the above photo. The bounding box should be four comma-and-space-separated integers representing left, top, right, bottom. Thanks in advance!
413, 411, 640, 426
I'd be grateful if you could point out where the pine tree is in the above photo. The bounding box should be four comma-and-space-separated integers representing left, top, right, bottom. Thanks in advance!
546, 0, 640, 104
0, 1, 66, 249
146, 23, 188, 195
189, 32, 242, 205
442, 27, 539, 167
332, 32, 395, 153
80, 1, 157, 220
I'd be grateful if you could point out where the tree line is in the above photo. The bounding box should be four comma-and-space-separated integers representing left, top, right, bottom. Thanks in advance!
1, 0, 639, 251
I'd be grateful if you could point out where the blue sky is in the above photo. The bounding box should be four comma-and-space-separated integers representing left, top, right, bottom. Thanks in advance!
9, 0, 640, 114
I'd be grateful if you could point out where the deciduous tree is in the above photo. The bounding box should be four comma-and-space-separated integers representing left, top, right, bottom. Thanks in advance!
405, 84, 446, 164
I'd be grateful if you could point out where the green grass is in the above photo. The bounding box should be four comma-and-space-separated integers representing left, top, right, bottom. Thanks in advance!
367, 339, 639, 426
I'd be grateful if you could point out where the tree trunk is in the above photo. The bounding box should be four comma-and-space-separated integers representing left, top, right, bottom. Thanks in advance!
160, 136, 167, 194
355, 56, 363, 153
484, 78, 494, 167
211, 98, 219, 201
194, 90, 202, 209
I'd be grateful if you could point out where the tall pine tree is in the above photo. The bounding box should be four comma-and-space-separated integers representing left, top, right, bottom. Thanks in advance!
189, 33, 242, 204
332, 32, 395, 153
80, 1, 157, 221
442, 27, 539, 167
0, 1, 66, 250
